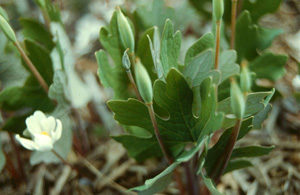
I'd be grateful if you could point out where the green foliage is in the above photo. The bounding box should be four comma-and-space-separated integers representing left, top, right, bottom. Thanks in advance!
132, 137, 208, 194
160, 19, 181, 76
20, 18, 55, 51
235, 11, 283, 62
0, 15, 16, 42
97, 11, 130, 99
249, 53, 287, 81
109, 69, 223, 161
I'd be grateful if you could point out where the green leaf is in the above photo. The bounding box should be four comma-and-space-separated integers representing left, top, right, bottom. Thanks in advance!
148, 27, 164, 80
242, 0, 282, 23
137, 27, 157, 80
49, 70, 70, 105
109, 69, 223, 161
204, 117, 253, 176
252, 88, 274, 128
132, 137, 207, 194
219, 50, 240, 82
235, 11, 283, 62
218, 91, 273, 119
183, 50, 217, 87
160, 19, 181, 76
0, 78, 54, 111
98, 11, 129, 99
0, 15, 16, 42
1, 114, 29, 134
0, 6, 9, 20
249, 53, 287, 81
20, 18, 55, 51
231, 145, 274, 159
184, 33, 214, 65
224, 159, 253, 174
134, 0, 175, 31
24, 39, 54, 85
0, 49, 28, 88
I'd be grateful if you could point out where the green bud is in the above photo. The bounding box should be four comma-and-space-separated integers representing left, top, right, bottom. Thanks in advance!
0, 6, 9, 20
240, 65, 252, 93
0, 15, 17, 43
135, 59, 153, 103
213, 0, 224, 21
122, 48, 131, 71
116, 7, 135, 53
230, 79, 245, 119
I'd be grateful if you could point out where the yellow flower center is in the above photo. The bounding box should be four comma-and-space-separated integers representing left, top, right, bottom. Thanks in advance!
40, 131, 49, 136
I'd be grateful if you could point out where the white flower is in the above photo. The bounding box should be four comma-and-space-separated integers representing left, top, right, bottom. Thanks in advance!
292, 75, 300, 91
15, 111, 62, 151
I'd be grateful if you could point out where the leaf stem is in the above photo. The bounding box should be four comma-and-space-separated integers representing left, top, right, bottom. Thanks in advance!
212, 119, 242, 182
14, 41, 49, 93
230, 0, 238, 49
127, 70, 142, 101
214, 20, 221, 70
184, 161, 199, 195
146, 103, 185, 194
51, 149, 74, 169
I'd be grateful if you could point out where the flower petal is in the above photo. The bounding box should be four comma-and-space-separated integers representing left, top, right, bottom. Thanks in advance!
26, 111, 47, 135
15, 135, 38, 151
33, 134, 53, 151
40, 116, 56, 134
52, 119, 62, 143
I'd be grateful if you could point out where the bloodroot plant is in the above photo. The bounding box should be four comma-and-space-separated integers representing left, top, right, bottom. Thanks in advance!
96, 1, 277, 194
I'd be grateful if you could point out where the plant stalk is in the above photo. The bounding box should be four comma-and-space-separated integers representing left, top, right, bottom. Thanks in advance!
212, 119, 242, 182
184, 161, 199, 195
126, 70, 142, 101
214, 20, 221, 70
146, 103, 185, 194
14, 42, 49, 93
230, 0, 238, 49
51, 149, 74, 169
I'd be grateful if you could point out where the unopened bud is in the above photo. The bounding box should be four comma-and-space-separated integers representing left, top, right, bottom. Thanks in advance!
116, 7, 135, 53
240, 64, 252, 93
122, 48, 131, 71
135, 59, 153, 103
213, 0, 224, 21
0, 15, 17, 43
230, 78, 245, 119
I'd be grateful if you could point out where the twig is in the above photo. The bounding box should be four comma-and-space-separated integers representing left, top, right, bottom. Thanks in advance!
51, 149, 74, 169
81, 157, 136, 194
50, 166, 72, 195
231, 0, 238, 49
